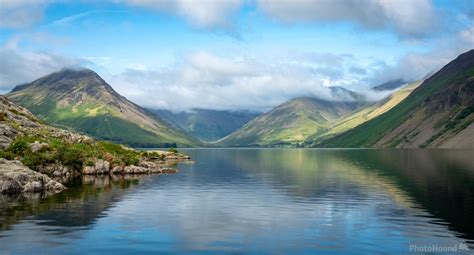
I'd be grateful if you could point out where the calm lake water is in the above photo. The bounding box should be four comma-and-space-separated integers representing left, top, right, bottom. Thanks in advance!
1, 149, 473, 254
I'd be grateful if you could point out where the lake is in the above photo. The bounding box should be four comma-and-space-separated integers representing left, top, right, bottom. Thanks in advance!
1, 148, 473, 254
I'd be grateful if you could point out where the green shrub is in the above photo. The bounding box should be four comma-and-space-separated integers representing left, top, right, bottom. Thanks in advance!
84, 159, 95, 167
22, 152, 55, 170
57, 143, 94, 171
122, 154, 139, 166
0, 150, 15, 160
7, 138, 30, 156
168, 147, 178, 153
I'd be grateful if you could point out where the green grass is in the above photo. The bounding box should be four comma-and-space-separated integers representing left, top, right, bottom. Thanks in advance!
53, 115, 181, 148
3, 136, 142, 172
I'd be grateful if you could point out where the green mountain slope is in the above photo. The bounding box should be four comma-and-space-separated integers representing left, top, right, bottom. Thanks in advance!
320, 49, 474, 148
154, 109, 260, 142
372, 79, 406, 91
217, 97, 361, 146
309, 80, 422, 141
7, 69, 199, 147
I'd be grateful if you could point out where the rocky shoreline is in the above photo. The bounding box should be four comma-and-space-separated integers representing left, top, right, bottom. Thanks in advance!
0, 150, 192, 195
0, 95, 192, 196
0, 159, 66, 194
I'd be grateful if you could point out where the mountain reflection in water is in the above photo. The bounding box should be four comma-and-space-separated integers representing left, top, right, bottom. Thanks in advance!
0, 149, 473, 254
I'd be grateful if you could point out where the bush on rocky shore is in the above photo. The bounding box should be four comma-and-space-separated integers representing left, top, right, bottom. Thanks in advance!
0, 135, 143, 175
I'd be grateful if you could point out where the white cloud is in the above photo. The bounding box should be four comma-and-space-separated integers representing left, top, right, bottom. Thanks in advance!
106, 51, 376, 111
257, 0, 436, 37
459, 26, 474, 44
368, 33, 474, 85
0, 47, 82, 93
0, 0, 51, 28
122, 0, 243, 30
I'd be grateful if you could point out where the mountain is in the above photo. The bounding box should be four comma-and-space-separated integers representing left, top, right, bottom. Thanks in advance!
154, 109, 260, 142
309, 80, 422, 141
320, 49, 474, 148
330, 86, 367, 101
6, 68, 199, 147
217, 97, 361, 146
372, 79, 406, 91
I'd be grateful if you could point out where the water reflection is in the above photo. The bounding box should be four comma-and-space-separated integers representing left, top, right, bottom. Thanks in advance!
0, 149, 473, 254
0, 175, 143, 232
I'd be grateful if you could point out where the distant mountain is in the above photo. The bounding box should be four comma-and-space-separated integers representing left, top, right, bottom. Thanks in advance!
320, 49, 474, 148
153, 108, 260, 142
309, 80, 422, 141
7, 68, 199, 147
330, 86, 366, 101
372, 79, 406, 91
217, 97, 361, 146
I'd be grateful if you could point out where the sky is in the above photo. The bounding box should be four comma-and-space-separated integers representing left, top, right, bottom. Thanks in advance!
0, 0, 473, 111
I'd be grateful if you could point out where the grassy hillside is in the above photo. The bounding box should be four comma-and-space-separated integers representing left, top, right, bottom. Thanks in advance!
7, 69, 199, 147
310, 80, 421, 141
319, 49, 474, 148
218, 97, 361, 146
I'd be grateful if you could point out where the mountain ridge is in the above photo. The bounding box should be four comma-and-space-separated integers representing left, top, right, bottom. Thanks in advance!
319, 49, 474, 148
7, 68, 199, 147
217, 96, 362, 146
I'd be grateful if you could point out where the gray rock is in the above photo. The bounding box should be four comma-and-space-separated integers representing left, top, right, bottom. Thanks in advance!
83, 166, 96, 175
30, 141, 48, 153
138, 160, 156, 169
95, 159, 110, 174
37, 163, 71, 177
45, 180, 66, 192
22, 181, 43, 192
124, 165, 150, 174
0, 179, 22, 194
82, 159, 110, 175
111, 165, 124, 174
0, 159, 66, 194
0, 123, 18, 149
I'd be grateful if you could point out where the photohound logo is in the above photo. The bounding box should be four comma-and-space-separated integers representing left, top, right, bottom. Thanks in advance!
409, 242, 470, 253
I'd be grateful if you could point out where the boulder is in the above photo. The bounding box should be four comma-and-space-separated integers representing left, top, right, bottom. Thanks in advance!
82, 166, 95, 175
82, 159, 110, 175
138, 160, 156, 169
0, 159, 66, 194
22, 181, 43, 193
111, 165, 124, 174
29, 141, 48, 153
161, 168, 178, 174
94, 159, 110, 174
123, 165, 149, 174
37, 163, 71, 177
0, 179, 22, 194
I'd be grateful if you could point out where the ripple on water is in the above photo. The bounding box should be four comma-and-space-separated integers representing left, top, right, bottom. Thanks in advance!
1, 148, 473, 254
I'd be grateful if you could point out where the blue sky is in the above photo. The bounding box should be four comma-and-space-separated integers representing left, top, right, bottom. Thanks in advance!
0, 0, 473, 111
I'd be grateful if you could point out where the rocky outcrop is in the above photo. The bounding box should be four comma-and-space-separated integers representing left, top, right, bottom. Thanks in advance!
0, 95, 93, 149
37, 163, 74, 178
0, 159, 66, 194
82, 159, 110, 175
0, 123, 18, 150
163, 152, 192, 161
82, 159, 178, 175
